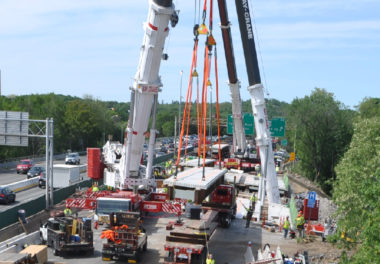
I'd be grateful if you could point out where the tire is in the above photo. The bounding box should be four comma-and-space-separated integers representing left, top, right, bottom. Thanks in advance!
143, 240, 147, 252
52, 242, 59, 256
135, 250, 141, 262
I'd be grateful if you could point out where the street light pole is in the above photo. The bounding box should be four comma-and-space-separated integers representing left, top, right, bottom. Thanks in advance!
178, 70, 183, 141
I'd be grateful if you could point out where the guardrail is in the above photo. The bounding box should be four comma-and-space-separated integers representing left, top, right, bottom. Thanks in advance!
2, 178, 39, 193
1, 164, 88, 192
0, 179, 93, 230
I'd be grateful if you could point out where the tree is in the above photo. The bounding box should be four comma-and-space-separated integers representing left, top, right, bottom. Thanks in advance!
288, 88, 354, 194
333, 114, 380, 263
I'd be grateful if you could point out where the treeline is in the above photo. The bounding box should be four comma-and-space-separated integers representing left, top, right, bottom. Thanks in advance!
0, 93, 287, 160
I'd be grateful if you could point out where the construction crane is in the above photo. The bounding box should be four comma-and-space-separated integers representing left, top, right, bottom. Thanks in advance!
216, 0, 247, 157
103, 0, 178, 190
234, 0, 280, 204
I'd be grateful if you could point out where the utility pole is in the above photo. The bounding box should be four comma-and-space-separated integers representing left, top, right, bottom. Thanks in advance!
178, 70, 183, 141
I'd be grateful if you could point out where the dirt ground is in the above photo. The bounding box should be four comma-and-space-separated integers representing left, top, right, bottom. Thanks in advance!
280, 174, 350, 264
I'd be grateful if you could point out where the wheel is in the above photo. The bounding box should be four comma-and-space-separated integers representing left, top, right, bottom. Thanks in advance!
135, 250, 141, 262
102, 254, 112, 261
143, 240, 147, 251
17, 171, 19, 174
51, 242, 59, 256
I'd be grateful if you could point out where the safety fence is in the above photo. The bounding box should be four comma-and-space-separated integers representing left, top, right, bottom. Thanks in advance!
289, 196, 298, 228
0, 179, 92, 230
283, 174, 289, 191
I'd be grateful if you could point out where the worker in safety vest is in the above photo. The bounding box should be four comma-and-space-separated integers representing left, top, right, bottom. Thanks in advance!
92, 185, 99, 192
64, 206, 72, 217
154, 169, 160, 178
206, 254, 215, 264
296, 211, 305, 238
250, 194, 257, 209
276, 166, 280, 172
283, 216, 290, 239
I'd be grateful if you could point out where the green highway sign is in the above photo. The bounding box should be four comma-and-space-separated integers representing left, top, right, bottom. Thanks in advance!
227, 113, 255, 135
227, 115, 286, 137
281, 139, 288, 146
270, 117, 286, 137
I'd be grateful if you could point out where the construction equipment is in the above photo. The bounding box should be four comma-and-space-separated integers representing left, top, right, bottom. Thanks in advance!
201, 184, 237, 228
102, 0, 179, 191
163, 183, 236, 263
101, 212, 147, 262
234, 0, 280, 204
39, 216, 94, 256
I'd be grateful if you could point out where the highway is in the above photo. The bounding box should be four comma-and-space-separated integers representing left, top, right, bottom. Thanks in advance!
0, 155, 87, 212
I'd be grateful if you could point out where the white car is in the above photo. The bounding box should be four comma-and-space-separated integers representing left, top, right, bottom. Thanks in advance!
65, 153, 80, 165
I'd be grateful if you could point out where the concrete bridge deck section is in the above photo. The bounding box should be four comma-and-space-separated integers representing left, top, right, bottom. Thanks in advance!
164, 167, 227, 204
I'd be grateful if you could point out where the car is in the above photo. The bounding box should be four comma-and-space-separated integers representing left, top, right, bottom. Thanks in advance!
65, 152, 80, 165
17, 159, 34, 174
38, 172, 46, 188
27, 166, 45, 179
0, 187, 16, 204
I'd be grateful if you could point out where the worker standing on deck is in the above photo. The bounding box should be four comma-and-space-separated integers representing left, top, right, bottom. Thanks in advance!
283, 216, 290, 239
206, 254, 215, 264
296, 211, 305, 238
250, 193, 257, 208
245, 205, 253, 228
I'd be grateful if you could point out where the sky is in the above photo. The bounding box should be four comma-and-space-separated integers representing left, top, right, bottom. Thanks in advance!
0, 0, 379, 109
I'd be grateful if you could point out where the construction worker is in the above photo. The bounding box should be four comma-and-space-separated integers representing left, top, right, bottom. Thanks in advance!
283, 216, 290, 239
64, 206, 72, 217
154, 168, 160, 178
206, 253, 215, 264
245, 205, 253, 228
296, 210, 305, 238
250, 193, 258, 208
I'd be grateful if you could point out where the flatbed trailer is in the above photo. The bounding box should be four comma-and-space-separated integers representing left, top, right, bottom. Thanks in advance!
164, 217, 218, 264
101, 212, 147, 262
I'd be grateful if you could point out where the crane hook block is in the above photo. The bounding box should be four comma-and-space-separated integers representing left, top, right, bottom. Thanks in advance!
207, 80, 212, 86
198, 23, 208, 35
207, 34, 216, 46
192, 70, 199, 77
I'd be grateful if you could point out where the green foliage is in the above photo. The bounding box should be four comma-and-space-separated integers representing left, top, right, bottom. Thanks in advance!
0, 94, 290, 160
358, 97, 380, 119
287, 88, 355, 194
333, 114, 380, 263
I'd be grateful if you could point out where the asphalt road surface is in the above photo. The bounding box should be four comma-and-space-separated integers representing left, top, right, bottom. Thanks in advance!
0, 155, 87, 212
0, 155, 86, 186
45, 211, 267, 264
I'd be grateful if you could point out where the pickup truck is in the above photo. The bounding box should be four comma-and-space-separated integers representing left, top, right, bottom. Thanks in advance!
40, 216, 94, 256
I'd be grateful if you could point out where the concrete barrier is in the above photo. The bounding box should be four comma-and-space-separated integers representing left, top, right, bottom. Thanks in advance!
2, 178, 39, 193
0, 231, 40, 254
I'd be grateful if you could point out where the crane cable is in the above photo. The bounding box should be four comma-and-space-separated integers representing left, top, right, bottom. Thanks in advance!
214, 46, 222, 166
249, 0, 270, 97
175, 39, 199, 172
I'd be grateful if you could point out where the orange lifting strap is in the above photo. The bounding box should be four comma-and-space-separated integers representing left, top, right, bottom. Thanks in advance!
176, 0, 222, 171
